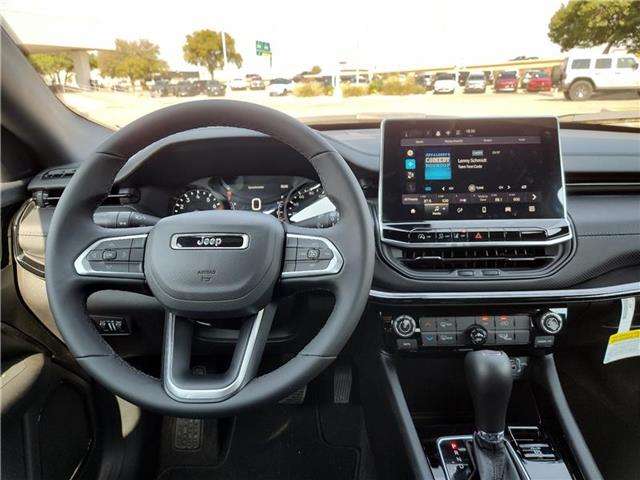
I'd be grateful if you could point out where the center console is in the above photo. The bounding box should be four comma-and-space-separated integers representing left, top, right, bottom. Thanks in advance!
368, 118, 590, 480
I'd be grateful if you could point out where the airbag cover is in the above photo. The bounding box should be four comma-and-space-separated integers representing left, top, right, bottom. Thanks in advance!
144, 210, 283, 317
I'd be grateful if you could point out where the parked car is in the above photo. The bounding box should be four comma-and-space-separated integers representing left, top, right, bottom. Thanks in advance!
149, 81, 171, 97
416, 73, 433, 90
521, 70, 544, 89
495, 71, 519, 92
174, 81, 199, 97
192, 80, 207, 95
249, 77, 265, 90
229, 78, 249, 90
267, 78, 293, 96
526, 71, 552, 92
205, 80, 226, 97
464, 73, 487, 93
561, 53, 640, 100
433, 72, 456, 94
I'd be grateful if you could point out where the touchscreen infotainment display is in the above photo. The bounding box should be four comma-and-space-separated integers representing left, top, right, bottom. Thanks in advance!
380, 118, 565, 223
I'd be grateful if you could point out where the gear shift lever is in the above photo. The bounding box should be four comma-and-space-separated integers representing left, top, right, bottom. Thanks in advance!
465, 350, 520, 480
465, 350, 513, 440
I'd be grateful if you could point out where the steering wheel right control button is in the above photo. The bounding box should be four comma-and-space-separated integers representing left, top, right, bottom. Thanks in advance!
281, 234, 343, 278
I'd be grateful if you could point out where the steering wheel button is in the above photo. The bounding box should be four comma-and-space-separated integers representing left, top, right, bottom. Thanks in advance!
294, 259, 331, 272
93, 262, 129, 273
306, 248, 320, 260
285, 236, 298, 248
283, 260, 296, 272
131, 237, 146, 248
129, 248, 144, 262
87, 249, 103, 261
297, 238, 325, 249
102, 249, 117, 261
318, 248, 334, 260
128, 262, 143, 274
284, 247, 297, 261
101, 238, 133, 250
114, 249, 130, 262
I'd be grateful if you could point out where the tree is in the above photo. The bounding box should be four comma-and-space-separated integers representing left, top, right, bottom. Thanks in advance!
97, 39, 168, 84
310, 65, 322, 74
29, 53, 74, 87
548, 0, 640, 53
183, 30, 243, 79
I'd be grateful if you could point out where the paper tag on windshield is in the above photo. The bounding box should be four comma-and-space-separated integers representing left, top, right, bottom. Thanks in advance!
604, 298, 639, 364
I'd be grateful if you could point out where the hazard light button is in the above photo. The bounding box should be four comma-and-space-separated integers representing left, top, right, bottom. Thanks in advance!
470, 231, 488, 242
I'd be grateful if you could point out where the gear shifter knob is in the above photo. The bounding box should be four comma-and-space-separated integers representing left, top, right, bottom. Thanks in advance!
465, 350, 513, 436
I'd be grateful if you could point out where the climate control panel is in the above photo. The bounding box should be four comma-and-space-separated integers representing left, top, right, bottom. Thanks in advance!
381, 308, 567, 352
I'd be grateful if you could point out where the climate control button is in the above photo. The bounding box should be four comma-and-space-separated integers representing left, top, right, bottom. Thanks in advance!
392, 315, 417, 338
467, 325, 488, 346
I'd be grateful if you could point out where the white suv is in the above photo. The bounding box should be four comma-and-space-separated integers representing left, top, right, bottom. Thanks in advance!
561, 53, 640, 100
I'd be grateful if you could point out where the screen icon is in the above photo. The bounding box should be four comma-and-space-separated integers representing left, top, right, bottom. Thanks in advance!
481, 206, 487, 214
406, 171, 415, 179
406, 149, 414, 157
405, 181, 416, 193
405, 158, 416, 170
504, 206, 512, 213
528, 205, 536, 213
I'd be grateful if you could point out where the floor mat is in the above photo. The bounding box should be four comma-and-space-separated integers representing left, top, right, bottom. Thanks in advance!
156, 404, 360, 480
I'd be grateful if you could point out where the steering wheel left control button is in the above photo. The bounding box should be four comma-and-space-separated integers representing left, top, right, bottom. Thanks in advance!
75, 234, 147, 279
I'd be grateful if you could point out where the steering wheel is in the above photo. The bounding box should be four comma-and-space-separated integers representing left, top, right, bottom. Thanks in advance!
45, 100, 374, 417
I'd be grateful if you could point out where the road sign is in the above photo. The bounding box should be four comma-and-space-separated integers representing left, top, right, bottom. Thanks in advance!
256, 40, 271, 56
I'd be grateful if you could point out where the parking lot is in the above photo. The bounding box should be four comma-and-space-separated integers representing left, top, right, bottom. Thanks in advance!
62, 88, 640, 129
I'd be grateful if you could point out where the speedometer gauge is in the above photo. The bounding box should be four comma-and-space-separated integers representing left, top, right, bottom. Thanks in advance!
283, 183, 339, 228
171, 188, 224, 215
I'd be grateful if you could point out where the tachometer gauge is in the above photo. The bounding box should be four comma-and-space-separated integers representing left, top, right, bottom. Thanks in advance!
284, 183, 339, 228
171, 188, 224, 215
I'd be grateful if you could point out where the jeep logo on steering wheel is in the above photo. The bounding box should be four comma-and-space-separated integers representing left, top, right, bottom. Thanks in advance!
170, 233, 249, 250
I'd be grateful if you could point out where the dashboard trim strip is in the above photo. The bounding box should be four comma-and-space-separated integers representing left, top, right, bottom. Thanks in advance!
369, 282, 640, 302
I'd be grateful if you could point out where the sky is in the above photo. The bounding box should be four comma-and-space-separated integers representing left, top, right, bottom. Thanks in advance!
2, 0, 571, 78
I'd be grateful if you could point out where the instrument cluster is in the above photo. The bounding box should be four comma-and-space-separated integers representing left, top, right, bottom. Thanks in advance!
170, 175, 339, 228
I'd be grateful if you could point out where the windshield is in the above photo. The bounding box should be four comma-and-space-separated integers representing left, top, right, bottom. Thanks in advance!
3, 0, 639, 128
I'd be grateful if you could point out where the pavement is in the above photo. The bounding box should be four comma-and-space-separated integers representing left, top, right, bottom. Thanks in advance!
62, 88, 640, 129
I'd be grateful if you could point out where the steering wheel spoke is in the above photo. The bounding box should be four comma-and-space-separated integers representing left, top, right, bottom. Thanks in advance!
72, 227, 151, 292
162, 304, 276, 403
279, 224, 345, 294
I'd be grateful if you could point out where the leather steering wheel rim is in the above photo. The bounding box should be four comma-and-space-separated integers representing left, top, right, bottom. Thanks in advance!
45, 100, 374, 417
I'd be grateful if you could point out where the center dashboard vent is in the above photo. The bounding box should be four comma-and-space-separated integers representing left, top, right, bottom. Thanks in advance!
380, 242, 570, 279
399, 246, 557, 271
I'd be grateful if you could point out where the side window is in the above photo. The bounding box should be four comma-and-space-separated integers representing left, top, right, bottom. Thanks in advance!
595, 58, 612, 69
616, 57, 638, 69
571, 59, 590, 69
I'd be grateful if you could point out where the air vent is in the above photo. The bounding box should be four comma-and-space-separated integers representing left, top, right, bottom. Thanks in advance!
42, 168, 77, 179
33, 187, 138, 207
380, 242, 569, 279
400, 246, 557, 271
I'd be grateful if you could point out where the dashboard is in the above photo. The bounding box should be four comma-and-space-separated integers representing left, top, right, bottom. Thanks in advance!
169, 176, 339, 228
21, 124, 640, 299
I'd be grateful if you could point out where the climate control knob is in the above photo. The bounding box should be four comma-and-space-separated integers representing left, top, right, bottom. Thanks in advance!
467, 325, 488, 346
392, 315, 416, 338
536, 311, 564, 335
